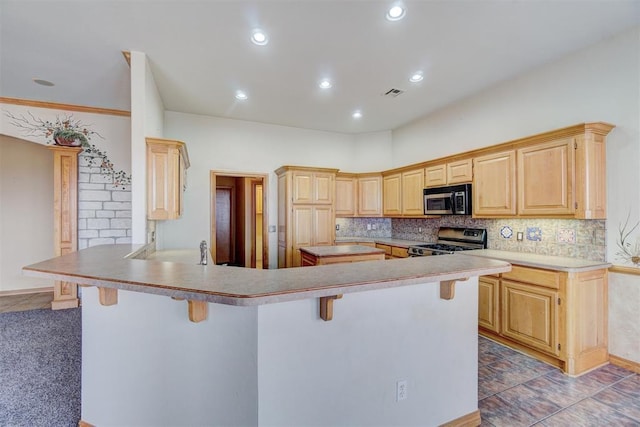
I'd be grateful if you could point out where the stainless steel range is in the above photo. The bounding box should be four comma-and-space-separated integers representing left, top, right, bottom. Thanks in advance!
408, 227, 487, 256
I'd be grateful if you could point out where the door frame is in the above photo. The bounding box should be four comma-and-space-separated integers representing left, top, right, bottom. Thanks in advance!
210, 171, 269, 268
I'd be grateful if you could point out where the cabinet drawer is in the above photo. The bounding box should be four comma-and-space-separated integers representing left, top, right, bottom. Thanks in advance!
391, 246, 408, 258
502, 265, 561, 289
376, 244, 392, 255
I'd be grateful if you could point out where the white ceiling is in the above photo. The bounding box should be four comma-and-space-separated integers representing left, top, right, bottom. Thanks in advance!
1, 1, 639, 134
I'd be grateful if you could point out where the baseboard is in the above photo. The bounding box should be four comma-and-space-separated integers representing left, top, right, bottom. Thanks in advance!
440, 409, 481, 427
0, 287, 54, 297
610, 354, 640, 374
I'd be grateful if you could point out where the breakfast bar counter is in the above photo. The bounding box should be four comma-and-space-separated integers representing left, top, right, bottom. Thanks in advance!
23, 245, 511, 427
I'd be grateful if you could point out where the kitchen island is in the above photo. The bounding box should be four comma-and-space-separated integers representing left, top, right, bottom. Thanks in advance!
300, 244, 385, 266
24, 245, 510, 427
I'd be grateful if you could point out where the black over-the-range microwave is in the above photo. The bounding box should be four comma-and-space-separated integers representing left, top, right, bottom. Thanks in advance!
423, 183, 472, 215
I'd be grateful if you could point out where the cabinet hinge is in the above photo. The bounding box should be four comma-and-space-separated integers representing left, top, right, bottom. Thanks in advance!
557, 297, 561, 305
558, 343, 561, 351
574, 141, 578, 149
574, 202, 578, 210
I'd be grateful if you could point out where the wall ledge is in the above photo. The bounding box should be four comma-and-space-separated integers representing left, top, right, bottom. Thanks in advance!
609, 265, 640, 276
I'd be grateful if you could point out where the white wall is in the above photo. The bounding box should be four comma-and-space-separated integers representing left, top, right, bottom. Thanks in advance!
130, 51, 165, 244
159, 112, 358, 266
0, 135, 54, 292
351, 130, 393, 172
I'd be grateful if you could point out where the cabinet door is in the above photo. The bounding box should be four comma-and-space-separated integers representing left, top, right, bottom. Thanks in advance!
313, 172, 334, 204
447, 158, 473, 184
518, 139, 575, 216
401, 169, 425, 216
473, 151, 516, 216
335, 176, 356, 216
292, 171, 314, 204
313, 205, 334, 246
147, 143, 181, 220
358, 175, 382, 216
383, 174, 402, 216
425, 164, 447, 187
501, 280, 560, 356
479, 276, 500, 333
291, 205, 313, 267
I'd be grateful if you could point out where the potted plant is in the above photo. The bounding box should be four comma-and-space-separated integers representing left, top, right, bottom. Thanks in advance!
52, 128, 88, 147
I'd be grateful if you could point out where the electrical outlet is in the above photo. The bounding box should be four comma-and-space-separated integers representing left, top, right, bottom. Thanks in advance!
517, 231, 524, 241
396, 380, 407, 401
335, 224, 340, 231
367, 224, 372, 231
372, 224, 377, 230
418, 227, 422, 232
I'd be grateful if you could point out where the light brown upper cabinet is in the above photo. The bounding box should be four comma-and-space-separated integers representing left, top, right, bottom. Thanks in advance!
291, 169, 334, 204
335, 173, 382, 217
401, 168, 425, 216
146, 137, 190, 220
473, 151, 517, 217
425, 158, 473, 188
382, 173, 402, 216
335, 173, 356, 216
518, 139, 574, 216
357, 174, 382, 216
473, 123, 613, 219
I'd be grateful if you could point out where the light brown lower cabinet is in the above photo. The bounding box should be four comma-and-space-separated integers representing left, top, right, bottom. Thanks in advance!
479, 264, 608, 376
375, 243, 409, 259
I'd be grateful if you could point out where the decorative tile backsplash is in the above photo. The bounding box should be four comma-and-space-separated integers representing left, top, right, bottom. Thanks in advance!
337, 216, 606, 261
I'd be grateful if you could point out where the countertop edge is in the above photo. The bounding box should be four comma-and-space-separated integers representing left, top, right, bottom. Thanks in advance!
464, 250, 610, 272
23, 245, 511, 306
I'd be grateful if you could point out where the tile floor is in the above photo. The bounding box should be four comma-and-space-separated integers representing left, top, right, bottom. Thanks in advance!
479, 335, 640, 426
0, 291, 53, 313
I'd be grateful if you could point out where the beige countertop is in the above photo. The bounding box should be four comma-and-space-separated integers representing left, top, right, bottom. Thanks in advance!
300, 245, 385, 257
465, 249, 611, 272
23, 244, 510, 306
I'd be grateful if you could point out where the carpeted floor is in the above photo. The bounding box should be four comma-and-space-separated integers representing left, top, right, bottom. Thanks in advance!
0, 307, 81, 426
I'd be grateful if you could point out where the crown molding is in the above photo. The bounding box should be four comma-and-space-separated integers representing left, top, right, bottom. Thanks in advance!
0, 97, 130, 117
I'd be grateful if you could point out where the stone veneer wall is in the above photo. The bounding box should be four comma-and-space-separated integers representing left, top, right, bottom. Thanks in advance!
77, 154, 132, 250
337, 216, 606, 262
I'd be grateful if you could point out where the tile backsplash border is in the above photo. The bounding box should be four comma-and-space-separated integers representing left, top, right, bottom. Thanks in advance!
336, 216, 606, 262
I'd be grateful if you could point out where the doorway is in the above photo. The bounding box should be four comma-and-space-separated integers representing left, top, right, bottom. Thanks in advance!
210, 172, 268, 268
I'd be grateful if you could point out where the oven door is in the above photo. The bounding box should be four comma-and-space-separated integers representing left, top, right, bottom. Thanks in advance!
424, 192, 454, 215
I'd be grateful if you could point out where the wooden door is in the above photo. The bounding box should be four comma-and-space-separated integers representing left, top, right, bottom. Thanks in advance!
335, 176, 356, 216
518, 138, 574, 216
501, 280, 560, 356
358, 175, 382, 216
215, 187, 234, 265
401, 169, 424, 216
383, 173, 402, 216
473, 151, 517, 216
478, 276, 500, 333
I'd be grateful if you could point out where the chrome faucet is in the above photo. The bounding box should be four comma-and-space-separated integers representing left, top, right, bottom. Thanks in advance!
199, 240, 208, 265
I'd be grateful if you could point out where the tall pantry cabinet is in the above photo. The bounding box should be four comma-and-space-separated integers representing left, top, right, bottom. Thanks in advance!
277, 166, 338, 268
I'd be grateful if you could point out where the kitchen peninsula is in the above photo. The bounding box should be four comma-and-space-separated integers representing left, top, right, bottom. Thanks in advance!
24, 244, 510, 427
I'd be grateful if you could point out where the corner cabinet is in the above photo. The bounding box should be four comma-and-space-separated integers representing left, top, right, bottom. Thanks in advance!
146, 137, 190, 220
479, 265, 609, 376
277, 166, 338, 268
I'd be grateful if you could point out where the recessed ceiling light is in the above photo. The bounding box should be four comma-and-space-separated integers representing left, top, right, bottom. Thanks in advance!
235, 91, 248, 100
352, 110, 363, 119
409, 72, 423, 83
251, 30, 268, 46
386, 5, 406, 21
319, 79, 332, 89
33, 78, 54, 87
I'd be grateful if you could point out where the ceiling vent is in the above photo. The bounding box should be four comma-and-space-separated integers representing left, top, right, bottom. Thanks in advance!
382, 88, 405, 97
